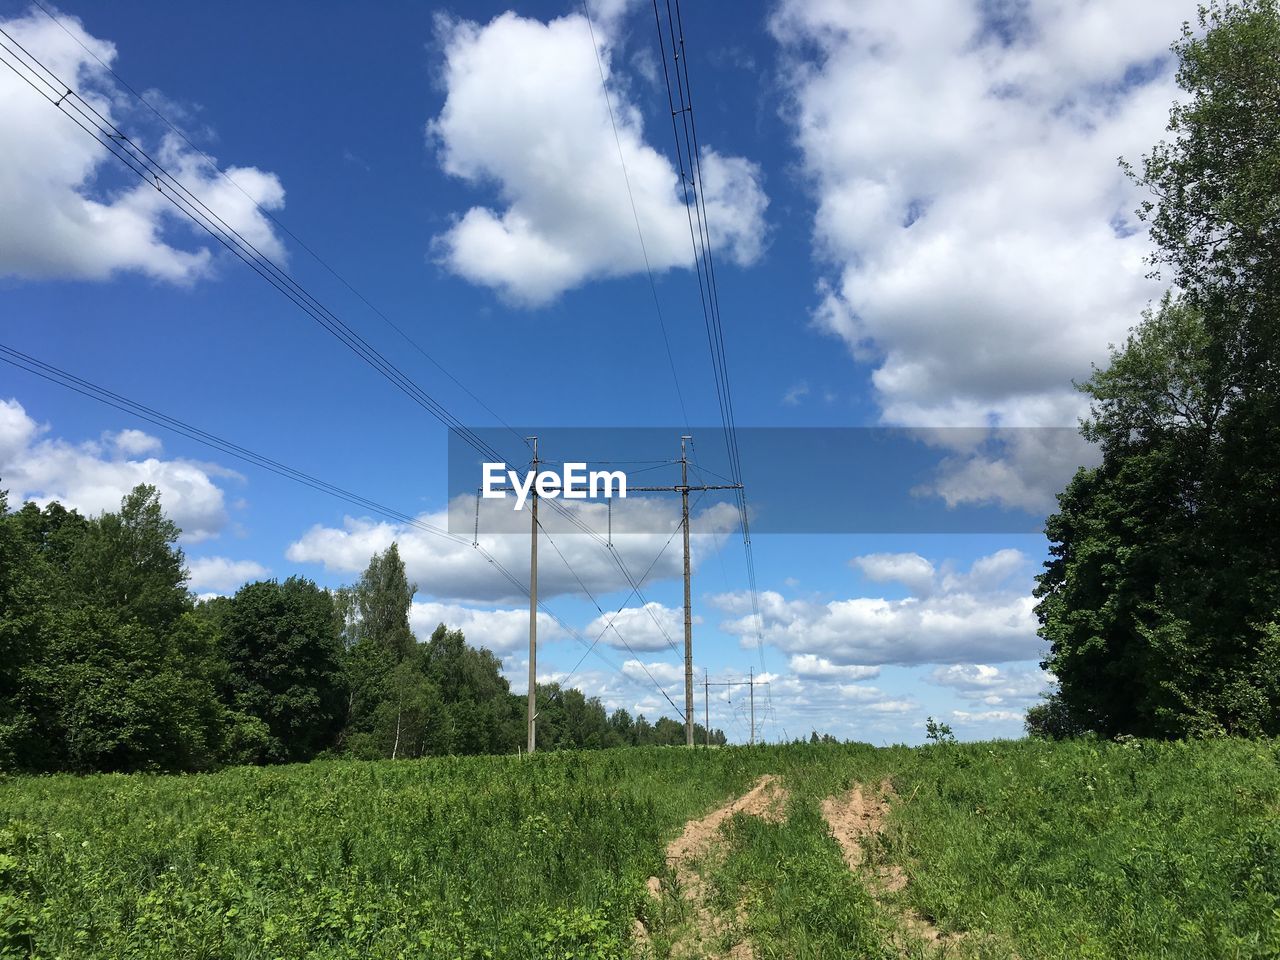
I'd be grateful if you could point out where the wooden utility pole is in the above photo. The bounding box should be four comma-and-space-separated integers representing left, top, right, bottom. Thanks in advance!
527, 437, 538, 755
627, 436, 742, 746
749, 667, 755, 747
680, 437, 694, 746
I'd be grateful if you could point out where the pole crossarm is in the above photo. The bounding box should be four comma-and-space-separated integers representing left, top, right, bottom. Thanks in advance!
623, 484, 742, 492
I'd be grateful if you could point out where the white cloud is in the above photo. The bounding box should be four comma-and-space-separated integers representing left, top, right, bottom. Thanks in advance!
771, 0, 1196, 426
852, 551, 935, 595
186, 556, 269, 594
788, 653, 879, 682
428, 8, 767, 304
288, 496, 738, 604
782, 381, 810, 406
410, 600, 565, 655
951, 709, 1025, 725
585, 601, 695, 653
110, 428, 163, 457
714, 549, 1040, 665
929, 663, 1051, 707
0, 9, 284, 283
916, 428, 1102, 513
621, 658, 685, 687
0, 398, 235, 541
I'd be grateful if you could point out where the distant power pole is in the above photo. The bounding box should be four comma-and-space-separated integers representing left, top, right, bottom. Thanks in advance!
628, 436, 741, 746
527, 437, 538, 755
704, 670, 710, 748
705, 672, 767, 747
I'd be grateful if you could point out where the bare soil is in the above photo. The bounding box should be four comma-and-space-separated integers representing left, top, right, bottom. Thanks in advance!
821, 780, 951, 950
636, 775, 788, 959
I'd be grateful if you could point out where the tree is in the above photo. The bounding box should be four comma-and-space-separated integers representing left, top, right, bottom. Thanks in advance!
64, 485, 190, 630
353, 544, 416, 661
221, 577, 346, 762
0, 487, 227, 772
1130, 0, 1280, 363
1039, 2, 1280, 737
0, 491, 49, 769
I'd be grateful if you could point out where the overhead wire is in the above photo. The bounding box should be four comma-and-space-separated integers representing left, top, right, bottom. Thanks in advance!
0, 344, 698, 708
25, 0, 523, 445
0, 21, 681, 677
647, 0, 769, 673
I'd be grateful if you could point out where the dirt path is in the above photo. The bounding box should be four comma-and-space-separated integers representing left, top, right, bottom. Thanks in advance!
635, 775, 787, 959
821, 780, 952, 953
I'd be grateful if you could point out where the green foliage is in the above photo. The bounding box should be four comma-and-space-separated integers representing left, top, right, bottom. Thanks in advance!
0, 486, 224, 772
1131, 0, 1280, 338
1041, 1, 1280, 737
1024, 693, 1087, 741
0, 488, 724, 774
221, 577, 346, 763
924, 717, 956, 745
4, 740, 1274, 958
0, 747, 769, 959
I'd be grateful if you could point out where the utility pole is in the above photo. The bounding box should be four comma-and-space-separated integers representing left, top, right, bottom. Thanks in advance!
527, 437, 538, 755
626, 436, 742, 746
680, 437, 694, 746
704, 670, 710, 748
704, 673, 769, 746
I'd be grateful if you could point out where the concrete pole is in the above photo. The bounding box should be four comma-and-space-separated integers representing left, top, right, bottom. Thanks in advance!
527, 437, 538, 755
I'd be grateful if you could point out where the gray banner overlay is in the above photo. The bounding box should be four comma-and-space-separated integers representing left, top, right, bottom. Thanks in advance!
446, 427, 1093, 535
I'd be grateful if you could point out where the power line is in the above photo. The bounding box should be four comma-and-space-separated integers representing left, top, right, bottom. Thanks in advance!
0, 344, 688, 712
647, 0, 768, 672
580, 0, 690, 430
26, 0, 522, 444
0, 13, 730, 716
0, 20, 680, 674
0, 26, 509, 471
560, 489, 706, 688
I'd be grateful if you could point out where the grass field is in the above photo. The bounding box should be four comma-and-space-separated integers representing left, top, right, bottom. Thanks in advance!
2, 739, 1278, 959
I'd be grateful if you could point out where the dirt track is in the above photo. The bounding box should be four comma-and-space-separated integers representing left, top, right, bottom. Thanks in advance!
821, 780, 950, 950
637, 775, 787, 959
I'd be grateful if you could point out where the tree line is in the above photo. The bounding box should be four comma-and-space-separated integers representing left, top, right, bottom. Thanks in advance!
1032, 0, 1280, 739
0, 485, 725, 774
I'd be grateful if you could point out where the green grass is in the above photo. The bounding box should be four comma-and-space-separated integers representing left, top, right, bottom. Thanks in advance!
885, 738, 1280, 959
2, 739, 1278, 959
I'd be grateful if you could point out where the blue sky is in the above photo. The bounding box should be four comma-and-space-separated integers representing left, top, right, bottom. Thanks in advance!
0, 0, 1200, 743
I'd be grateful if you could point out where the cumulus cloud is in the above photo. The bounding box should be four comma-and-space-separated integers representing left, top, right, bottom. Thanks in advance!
771, 0, 1196, 426
621, 658, 686, 687
714, 549, 1040, 665
0, 9, 284, 283
950, 709, 1025, 725
787, 653, 879, 682
186, 556, 269, 594
913, 428, 1102, 513
410, 600, 566, 655
287, 496, 739, 604
852, 551, 936, 595
929, 662, 1051, 707
585, 601, 695, 653
428, 8, 767, 304
0, 398, 235, 541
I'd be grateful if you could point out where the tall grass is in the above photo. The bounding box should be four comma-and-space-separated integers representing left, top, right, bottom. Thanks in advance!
885, 738, 1280, 959
2, 739, 1278, 958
